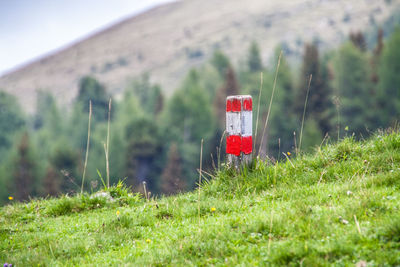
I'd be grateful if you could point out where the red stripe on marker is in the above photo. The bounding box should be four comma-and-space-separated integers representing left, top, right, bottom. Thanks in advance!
232, 99, 241, 112
226, 99, 232, 112
226, 135, 241, 156
243, 98, 252, 111
241, 136, 252, 154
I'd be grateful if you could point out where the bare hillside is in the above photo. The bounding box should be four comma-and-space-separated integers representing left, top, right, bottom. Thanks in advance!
0, 0, 398, 112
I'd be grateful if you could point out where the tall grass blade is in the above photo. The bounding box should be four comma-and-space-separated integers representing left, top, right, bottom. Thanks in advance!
143, 181, 148, 202
333, 96, 341, 142
217, 130, 226, 171
254, 72, 263, 153
198, 138, 204, 225
299, 74, 312, 153
106, 98, 112, 188
258, 51, 282, 157
96, 169, 107, 189
81, 100, 92, 194
103, 143, 109, 186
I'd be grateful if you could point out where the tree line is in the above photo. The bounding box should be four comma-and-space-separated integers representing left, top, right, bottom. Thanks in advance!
0, 27, 399, 204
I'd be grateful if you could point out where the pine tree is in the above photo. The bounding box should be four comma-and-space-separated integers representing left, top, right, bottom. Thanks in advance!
49, 143, 80, 194
333, 42, 375, 136
130, 74, 165, 116
0, 92, 25, 163
371, 28, 384, 84
34, 91, 64, 161
125, 116, 161, 192
42, 166, 61, 197
247, 41, 263, 72
269, 51, 297, 155
33, 91, 62, 132
76, 76, 109, 122
160, 143, 186, 195
13, 132, 37, 201
296, 43, 332, 135
296, 43, 318, 116
377, 27, 400, 127
211, 50, 231, 77
162, 69, 216, 187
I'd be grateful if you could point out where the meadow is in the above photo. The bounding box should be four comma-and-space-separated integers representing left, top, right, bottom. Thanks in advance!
1, 130, 400, 265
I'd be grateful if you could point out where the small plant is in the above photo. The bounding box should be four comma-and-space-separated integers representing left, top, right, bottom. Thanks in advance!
108, 180, 131, 199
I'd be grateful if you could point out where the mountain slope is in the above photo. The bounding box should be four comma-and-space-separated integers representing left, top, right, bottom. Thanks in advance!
2, 131, 400, 265
0, 0, 399, 112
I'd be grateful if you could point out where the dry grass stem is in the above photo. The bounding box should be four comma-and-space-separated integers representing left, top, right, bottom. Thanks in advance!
299, 74, 312, 153
254, 72, 263, 153
81, 100, 92, 194
217, 130, 226, 171
198, 139, 204, 225
143, 181, 149, 202
103, 143, 109, 188
333, 96, 341, 141
319, 132, 329, 148
318, 170, 327, 185
278, 138, 281, 161
354, 215, 362, 235
259, 50, 282, 157
106, 98, 112, 187
282, 152, 295, 168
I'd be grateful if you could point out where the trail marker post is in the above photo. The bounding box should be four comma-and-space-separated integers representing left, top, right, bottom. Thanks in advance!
226, 95, 252, 168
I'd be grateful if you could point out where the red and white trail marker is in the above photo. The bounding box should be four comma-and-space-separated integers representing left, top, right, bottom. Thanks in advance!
226, 95, 252, 167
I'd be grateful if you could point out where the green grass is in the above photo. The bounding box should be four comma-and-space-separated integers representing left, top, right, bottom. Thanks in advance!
2, 131, 400, 266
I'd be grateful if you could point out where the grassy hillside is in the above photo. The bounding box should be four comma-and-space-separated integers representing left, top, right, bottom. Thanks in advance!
1, 131, 400, 265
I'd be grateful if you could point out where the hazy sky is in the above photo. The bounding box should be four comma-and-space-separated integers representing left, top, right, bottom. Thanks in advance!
0, 0, 174, 75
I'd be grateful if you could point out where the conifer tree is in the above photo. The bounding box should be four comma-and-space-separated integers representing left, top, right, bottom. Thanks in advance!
211, 50, 231, 77
378, 27, 400, 127
163, 69, 215, 187
296, 43, 332, 135
269, 51, 297, 155
33, 91, 62, 132
371, 28, 384, 84
296, 43, 318, 116
76, 76, 109, 122
49, 144, 80, 194
247, 41, 263, 72
34, 91, 64, 161
13, 132, 37, 201
160, 143, 186, 195
108, 91, 142, 184
130, 74, 165, 116
125, 116, 161, 192
333, 42, 374, 136
0, 92, 25, 163
42, 166, 61, 197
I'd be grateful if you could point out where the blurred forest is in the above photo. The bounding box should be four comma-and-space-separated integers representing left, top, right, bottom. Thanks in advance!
1, 25, 400, 205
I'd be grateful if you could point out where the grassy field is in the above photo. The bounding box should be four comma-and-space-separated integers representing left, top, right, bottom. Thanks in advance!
1, 131, 400, 266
